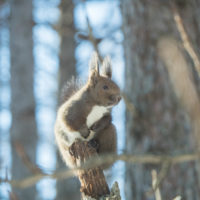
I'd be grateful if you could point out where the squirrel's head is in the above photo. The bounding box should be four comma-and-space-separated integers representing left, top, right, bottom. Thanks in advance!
87, 52, 121, 107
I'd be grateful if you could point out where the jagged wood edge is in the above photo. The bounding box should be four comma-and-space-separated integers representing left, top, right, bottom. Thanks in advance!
69, 139, 110, 199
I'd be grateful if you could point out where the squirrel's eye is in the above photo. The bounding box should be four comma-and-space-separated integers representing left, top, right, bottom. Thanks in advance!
103, 85, 108, 90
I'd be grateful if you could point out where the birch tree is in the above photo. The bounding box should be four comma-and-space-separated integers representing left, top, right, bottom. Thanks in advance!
10, 0, 37, 199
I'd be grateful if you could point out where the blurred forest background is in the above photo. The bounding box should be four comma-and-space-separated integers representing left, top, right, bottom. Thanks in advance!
0, 0, 200, 200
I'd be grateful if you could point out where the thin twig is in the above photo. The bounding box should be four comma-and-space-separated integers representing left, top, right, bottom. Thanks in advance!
172, 4, 200, 77
173, 196, 182, 200
122, 93, 136, 116
80, 0, 103, 62
9, 191, 19, 200
151, 170, 162, 200
14, 141, 43, 175
147, 160, 171, 197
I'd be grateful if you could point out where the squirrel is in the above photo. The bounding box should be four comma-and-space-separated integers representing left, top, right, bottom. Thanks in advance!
54, 53, 121, 168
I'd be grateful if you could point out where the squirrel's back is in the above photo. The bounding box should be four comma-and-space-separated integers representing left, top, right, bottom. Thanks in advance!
60, 77, 85, 105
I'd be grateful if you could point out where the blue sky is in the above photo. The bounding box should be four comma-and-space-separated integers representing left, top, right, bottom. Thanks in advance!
0, 0, 125, 199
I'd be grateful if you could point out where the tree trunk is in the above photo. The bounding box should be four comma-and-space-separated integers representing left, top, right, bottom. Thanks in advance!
10, 0, 37, 199
69, 140, 110, 199
56, 1, 79, 199
58, 0, 76, 101
121, 1, 200, 199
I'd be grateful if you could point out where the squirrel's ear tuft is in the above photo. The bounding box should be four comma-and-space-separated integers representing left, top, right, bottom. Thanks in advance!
89, 52, 100, 85
101, 56, 112, 78
89, 52, 100, 74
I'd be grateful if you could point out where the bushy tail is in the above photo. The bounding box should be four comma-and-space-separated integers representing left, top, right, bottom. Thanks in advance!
60, 76, 84, 104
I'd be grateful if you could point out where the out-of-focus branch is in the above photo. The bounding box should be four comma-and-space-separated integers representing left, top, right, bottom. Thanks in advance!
14, 141, 43, 175
157, 36, 200, 185
151, 169, 182, 200
171, 4, 200, 77
9, 191, 19, 200
122, 93, 136, 116
80, 0, 103, 62
150, 169, 182, 200
147, 161, 170, 197
157, 37, 200, 149
1, 153, 199, 189
173, 196, 182, 200
151, 170, 162, 200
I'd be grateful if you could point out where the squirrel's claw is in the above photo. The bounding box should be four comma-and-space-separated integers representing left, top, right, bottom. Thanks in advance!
88, 139, 100, 152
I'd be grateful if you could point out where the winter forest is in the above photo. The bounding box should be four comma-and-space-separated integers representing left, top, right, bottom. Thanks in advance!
1, 0, 200, 199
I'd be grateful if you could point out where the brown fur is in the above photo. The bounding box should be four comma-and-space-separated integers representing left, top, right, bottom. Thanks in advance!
54, 52, 121, 169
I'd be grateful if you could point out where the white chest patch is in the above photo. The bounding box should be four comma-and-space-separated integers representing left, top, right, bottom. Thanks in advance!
86, 105, 109, 128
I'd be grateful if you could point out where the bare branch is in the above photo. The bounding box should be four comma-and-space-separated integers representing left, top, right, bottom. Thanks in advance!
171, 4, 200, 77
173, 196, 182, 200
147, 161, 170, 197
157, 37, 200, 149
9, 191, 19, 200
151, 170, 162, 200
122, 93, 136, 116
1, 153, 199, 189
14, 141, 43, 175
80, 0, 103, 62
158, 36, 200, 186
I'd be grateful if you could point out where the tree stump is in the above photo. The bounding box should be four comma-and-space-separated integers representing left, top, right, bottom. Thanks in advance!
69, 139, 110, 199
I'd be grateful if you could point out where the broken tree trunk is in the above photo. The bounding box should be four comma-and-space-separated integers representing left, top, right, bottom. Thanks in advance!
70, 140, 109, 199
69, 139, 121, 200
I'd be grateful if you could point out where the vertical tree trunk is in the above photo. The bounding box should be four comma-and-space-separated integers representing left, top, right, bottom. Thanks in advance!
10, 0, 37, 199
58, 0, 76, 100
56, 1, 80, 199
121, 1, 200, 199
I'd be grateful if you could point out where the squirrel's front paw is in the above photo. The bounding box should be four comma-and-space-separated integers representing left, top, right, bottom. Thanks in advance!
79, 126, 90, 139
88, 139, 99, 152
90, 114, 111, 132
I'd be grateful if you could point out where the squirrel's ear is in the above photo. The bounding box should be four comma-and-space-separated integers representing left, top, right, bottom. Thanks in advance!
101, 56, 112, 78
89, 52, 100, 84
89, 52, 100, 74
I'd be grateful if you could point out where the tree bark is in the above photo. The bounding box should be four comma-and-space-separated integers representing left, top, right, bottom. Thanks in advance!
56, 1, 79, 199
10, 0, 37, 199
69, 140, 110, 199
121, 1, 200, 199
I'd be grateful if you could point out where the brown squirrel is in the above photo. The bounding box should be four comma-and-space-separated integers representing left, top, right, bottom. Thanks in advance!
54, 53, 121, 168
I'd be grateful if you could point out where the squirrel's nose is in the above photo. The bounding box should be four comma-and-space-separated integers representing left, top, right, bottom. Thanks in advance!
109, 95, 121, 103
